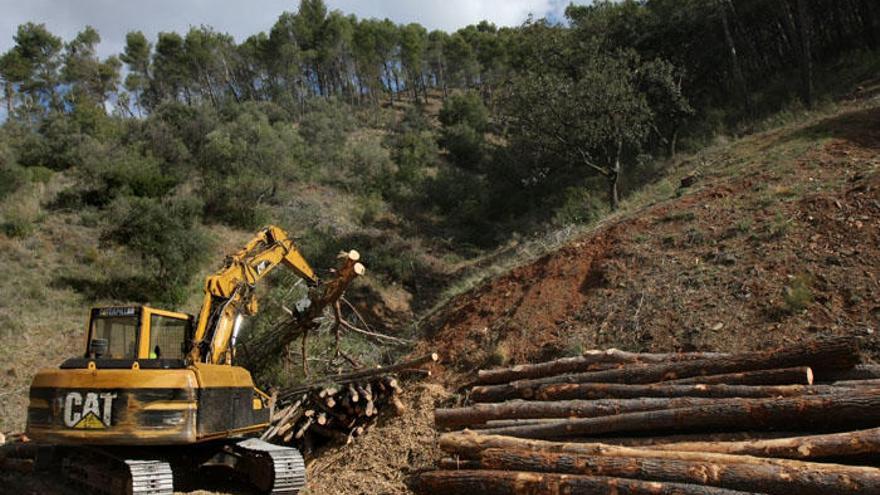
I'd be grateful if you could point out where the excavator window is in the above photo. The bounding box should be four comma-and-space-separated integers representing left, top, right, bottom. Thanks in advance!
90, 314, 139, 359
148, 315, 189, 360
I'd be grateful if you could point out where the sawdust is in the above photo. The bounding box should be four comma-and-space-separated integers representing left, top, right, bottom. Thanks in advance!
303, 382, 449, 495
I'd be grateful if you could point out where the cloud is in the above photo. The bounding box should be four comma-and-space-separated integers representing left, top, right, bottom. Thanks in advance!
0, 0, 588, 59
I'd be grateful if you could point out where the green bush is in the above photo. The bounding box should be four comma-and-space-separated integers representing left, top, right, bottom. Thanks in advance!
553, 187, 608, 226
0, 165, 28, 201
299, 98, 356, 167
200, 108, 306, 228
102, 195, 211, 305
783, 274, 813, 314
74, 139, 178, 206
344, 136, 396, 195
386, 130, 437, 198
202, 173, 273, 229
439, 92, 489, 132
151, 102, 219, 159
440, 122, 485, 170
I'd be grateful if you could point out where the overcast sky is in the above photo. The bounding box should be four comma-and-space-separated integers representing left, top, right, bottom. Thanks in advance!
0, 0, 587, 59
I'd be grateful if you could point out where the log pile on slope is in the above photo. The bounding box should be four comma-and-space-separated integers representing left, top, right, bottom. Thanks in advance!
262, 353, 438, 455
413, 336, 880, 494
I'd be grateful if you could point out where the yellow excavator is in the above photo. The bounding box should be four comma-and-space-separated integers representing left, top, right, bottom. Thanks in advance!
25, 225, 320, 494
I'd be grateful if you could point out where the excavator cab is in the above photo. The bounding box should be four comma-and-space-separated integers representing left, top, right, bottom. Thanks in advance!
85, 306, 193, 363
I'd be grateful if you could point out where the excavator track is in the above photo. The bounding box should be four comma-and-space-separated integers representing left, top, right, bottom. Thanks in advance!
232, 438, 306, 494
59, 447, 173, 495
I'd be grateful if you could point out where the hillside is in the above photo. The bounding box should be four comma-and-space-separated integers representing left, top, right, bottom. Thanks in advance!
2, 88, 879, 495
305, 95, 880, 494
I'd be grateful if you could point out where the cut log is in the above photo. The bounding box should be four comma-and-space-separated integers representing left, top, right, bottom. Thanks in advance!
439, 431, 880, 477
645, 426, 880, 459
471, 448, 880, 495
485, 336, 858, 390
832, 379, 880, 388
665, 367, 813, 386
814, 364, 880, 383
410, 470, 764, 495
471, 382, 841, 403
476, 350, 730, 385
475, 393, 880, 439
581, 431, 804, 447
437, 398, 777, 428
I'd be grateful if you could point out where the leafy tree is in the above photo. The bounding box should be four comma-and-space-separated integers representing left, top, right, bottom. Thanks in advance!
61, 26, 121, 113
120, 31, 152, 113
503, 45, 655, 210
1, 23, 63, 117
152, 32, 191, 105
400, 23, 428, 101
102, 195, 210, 305
201, 106, 306, 228
438, 92, 489, 169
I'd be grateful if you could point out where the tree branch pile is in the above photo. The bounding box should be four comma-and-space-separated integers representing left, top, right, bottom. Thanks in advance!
261, 353, 438, 456
413, 336, 880, 494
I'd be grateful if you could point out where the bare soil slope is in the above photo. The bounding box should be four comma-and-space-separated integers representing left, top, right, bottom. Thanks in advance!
421, 101, 880, 382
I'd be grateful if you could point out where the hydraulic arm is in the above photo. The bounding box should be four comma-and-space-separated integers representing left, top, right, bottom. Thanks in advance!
189, 225, 317, 364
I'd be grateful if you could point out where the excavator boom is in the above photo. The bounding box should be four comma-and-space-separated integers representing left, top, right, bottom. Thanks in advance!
191, 225, 317, 365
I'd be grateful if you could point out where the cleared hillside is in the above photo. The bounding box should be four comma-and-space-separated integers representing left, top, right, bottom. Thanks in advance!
305, 95, 880, 493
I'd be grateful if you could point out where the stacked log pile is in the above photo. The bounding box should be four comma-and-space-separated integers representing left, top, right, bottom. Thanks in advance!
414, 336, 880, 494
262, 352, 438, 455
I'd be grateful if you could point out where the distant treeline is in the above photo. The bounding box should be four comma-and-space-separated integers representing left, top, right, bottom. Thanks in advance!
1, 0, 876, 120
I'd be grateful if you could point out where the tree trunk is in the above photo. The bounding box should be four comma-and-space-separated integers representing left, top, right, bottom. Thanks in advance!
718, 0, 751, 115
436, 397, 781, 429
860, 0, 877, 49
4, 80, 13, 116
646, 426, 880, 460
476, 350, 729, 385
810, 364, 880, 383
439, 430, 880, 475
475, 393, 880, 439
473, 336, 858, 393
472, 448, 880, 495
664, 367, 813, 386
472, 381, 840, 403
608, 140, 622, 210
795, 0, 814, 108
410, 470, 759, 495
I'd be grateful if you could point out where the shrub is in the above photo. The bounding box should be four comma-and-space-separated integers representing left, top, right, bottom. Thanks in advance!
439, 92, 489, 132
74, 139, 179, 206
1, 187, 43, 238
553, 187, 608, 226
102, 195, 211, 305
200, 109, 306, 228
151, 102, 219, 159
0, 165, 28, 201
344, 136, 396, 195
783, 274, 813, 314
440, 122, 485, 170
202, 173, 273, 229
387, 130, 437, 198
299, 98, 356, 166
